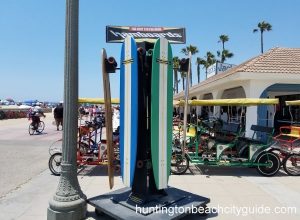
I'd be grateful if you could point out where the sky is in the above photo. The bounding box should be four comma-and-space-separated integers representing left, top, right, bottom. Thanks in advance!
0, 0, 300, 102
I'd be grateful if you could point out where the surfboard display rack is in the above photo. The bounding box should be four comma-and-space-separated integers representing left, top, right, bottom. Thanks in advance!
88, 187, 210, 219
87, 37, 210, 219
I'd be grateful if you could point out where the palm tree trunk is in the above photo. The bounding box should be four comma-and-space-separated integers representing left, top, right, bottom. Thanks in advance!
260, 30, 264, 53
173, 70, 176, 94
197, 64, 200, 84
174, 69, 179, 93
182, 76, 185, 91
190, 68, 193, 86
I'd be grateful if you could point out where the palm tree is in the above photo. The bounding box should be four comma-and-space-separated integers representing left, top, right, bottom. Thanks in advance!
218, 35, 229, 51
180, 71, 186, 91
172, 56, 180, 94
201, 52, 216, 79
253, 21, 272, 53
181, 45, 199, 86
217, 49, 234, 63
196, 57, 206, 83
205, 51, 216, 66
217, 34, 233, 63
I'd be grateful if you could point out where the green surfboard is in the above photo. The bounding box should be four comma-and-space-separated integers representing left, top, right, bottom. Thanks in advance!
151, 38, 173, 190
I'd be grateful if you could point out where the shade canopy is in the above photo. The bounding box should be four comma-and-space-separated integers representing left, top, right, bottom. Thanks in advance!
286, 100, 300, 106
173, 98, 279, 106
78, 98, 120, 104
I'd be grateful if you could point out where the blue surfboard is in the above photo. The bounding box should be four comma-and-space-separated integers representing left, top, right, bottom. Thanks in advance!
120, 36, 138, 187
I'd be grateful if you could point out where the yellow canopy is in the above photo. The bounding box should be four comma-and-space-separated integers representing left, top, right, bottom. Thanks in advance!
174, 98, 279, 106
286, 100, 300, 106
78, 98, 120, 104
173, 100, 181, 106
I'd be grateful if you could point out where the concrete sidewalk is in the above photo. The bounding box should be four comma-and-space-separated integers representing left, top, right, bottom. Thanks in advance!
0, 165, 300, 220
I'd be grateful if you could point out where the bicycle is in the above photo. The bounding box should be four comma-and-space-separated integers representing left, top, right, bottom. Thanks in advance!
48, 152, 62, 176
28, 119, 45, 135
283, 153, 300, 176
28, 109, 46, 135
48, 118, 120, 176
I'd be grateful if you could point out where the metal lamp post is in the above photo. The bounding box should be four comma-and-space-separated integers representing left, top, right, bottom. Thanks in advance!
48, 0, 87, 219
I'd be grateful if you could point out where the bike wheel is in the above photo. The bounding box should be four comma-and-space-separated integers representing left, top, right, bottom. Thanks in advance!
256, 152, 280, 176
170, 152, 189, 175
283, 154, 300, 176
37, 121, 45, 133
28, 123, 35, 135
49, 152, 62, 176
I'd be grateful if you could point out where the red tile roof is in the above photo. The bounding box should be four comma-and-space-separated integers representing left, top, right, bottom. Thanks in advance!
239, 47, 300, 73
191, 47, 300, 89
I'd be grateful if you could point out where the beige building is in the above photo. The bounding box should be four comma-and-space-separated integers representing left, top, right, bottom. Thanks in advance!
174, 47, 300, 136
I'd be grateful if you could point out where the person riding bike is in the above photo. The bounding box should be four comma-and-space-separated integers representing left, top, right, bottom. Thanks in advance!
29, 105, 46, 129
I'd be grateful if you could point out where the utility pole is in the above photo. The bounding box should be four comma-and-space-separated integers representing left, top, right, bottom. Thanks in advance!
47, 0, 87, 219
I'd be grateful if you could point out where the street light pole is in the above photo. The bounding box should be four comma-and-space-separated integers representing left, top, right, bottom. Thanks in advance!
48, 0, 87, 219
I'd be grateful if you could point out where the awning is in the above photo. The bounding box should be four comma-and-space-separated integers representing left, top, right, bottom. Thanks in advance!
78, 98, 120, 104
174, 98, 279, 106
286, 100, 300, 106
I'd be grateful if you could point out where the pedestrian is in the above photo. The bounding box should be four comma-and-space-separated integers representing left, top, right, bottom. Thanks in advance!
84, 107, 89, 120
79, 105, 85, 120
54, 102, 63, 131
28, 104, 46, 129
89, 105, 94, 121
95, 105, 100, 115
220, 108, 228, 123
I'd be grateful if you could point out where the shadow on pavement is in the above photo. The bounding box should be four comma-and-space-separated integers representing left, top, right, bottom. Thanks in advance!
189, 165, 287, 177
77, 165, 121, 177
77, 164, 287, 178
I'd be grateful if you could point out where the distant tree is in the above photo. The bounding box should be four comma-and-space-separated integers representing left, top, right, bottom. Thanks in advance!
217, 34, 233, 63
217, 49, 234, 63
172, 56, 180, 94
196, 57, 206, 83
180, 71, 186, 91
205, 51, 216, 66
200, 52, 216, 79
181, 45, 199, 86
253, 21, 272, 53
218, 35, 229, 51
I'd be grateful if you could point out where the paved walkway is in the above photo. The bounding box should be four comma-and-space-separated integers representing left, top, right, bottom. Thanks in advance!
0, 113, 62, 197
0, 164, 299, 220
1, 115, 300, 219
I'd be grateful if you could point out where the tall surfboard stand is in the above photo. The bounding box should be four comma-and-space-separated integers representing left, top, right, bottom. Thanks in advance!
87, 37, 210, 219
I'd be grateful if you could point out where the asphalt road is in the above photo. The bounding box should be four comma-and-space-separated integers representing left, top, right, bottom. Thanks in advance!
0, 113, 62, 197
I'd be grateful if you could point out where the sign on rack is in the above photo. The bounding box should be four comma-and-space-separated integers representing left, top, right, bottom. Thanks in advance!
106, 26, 186, 44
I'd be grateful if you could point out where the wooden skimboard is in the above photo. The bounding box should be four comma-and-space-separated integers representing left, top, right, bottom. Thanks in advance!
120, 36, 138, 187
151, 38, 173, 190
102, 48, 114, 189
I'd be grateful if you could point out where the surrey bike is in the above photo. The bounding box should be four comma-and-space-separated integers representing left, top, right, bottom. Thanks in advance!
48, 116, 120, 176
49, 99, 120, 176
171, 98, 281, 177
271, 100, 300, 176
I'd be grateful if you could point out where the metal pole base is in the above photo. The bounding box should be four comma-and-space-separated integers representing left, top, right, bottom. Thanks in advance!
47, 164, 87, 220
48, 197, 86, 220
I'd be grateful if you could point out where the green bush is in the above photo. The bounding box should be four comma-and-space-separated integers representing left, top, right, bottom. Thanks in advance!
0, 110, 5, 120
